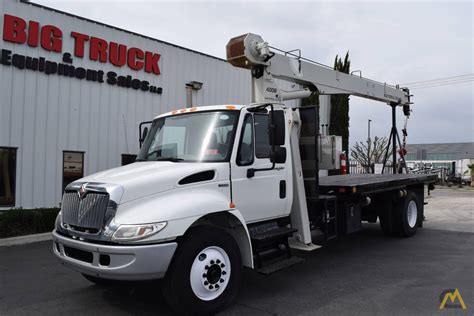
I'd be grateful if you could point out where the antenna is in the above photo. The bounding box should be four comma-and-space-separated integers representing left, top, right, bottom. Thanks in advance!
123, 114, 129, 154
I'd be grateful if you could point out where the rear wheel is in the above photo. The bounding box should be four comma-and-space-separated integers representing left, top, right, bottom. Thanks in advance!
380, 191, 420, 237
391, 191, 420, 237
397, 191, 420, 237
162, 226, 242, 315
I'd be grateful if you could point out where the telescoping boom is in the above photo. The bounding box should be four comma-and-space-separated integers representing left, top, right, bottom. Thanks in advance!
226, 33, 411, 106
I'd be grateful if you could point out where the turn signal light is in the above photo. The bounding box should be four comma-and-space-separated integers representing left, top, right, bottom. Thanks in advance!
112, 222, 167, 242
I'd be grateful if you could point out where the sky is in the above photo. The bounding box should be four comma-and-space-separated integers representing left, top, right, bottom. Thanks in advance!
36, 0, 474, 146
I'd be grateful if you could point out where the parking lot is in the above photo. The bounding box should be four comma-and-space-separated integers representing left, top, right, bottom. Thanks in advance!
0, 188, 472, 315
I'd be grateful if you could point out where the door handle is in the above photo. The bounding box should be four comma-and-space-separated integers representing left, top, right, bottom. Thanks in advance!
247, 169, 256, 178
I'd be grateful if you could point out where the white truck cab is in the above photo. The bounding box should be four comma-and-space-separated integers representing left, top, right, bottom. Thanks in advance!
53, 34, 437, 315
53, 103, 295, 313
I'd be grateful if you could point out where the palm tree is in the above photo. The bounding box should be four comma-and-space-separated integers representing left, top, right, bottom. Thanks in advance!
330, 52, 350, 156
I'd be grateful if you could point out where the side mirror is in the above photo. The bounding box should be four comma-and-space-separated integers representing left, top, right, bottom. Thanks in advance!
269, 110, 285, 146
140, 126, 149, 146
270, 146, 286, 164
139, 121, 152, 147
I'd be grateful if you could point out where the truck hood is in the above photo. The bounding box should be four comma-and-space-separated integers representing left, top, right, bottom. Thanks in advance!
78, 161, 226, 203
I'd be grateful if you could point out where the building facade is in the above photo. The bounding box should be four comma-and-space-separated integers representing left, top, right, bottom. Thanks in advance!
405, 142, 474, 171
0, 0, 253, 209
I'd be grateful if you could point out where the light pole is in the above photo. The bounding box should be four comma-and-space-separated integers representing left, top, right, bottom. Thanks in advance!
185, 81, 203, 108
367, 119, 372, 173
368, 119, 371, 140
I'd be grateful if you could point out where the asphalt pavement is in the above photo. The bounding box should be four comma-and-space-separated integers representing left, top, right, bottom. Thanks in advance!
0, 188, 473, 315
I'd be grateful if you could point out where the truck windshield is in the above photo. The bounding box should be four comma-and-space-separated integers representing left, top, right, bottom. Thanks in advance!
137, 111, 239, 162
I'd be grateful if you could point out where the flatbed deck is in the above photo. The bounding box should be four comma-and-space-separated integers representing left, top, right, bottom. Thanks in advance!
318, 173, 438, 195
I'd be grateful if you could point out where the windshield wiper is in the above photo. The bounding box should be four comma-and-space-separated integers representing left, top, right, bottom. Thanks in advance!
136, 157, 184, 162
154, 157, 184, 162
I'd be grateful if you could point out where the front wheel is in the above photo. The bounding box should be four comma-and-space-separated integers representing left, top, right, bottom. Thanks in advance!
162, 226, 242, 315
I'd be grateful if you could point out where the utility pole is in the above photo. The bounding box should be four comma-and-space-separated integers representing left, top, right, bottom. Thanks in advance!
368, 119, 371, 140
367, 119, 372, 173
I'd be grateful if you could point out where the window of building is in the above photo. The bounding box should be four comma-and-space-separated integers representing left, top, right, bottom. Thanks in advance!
254, 114, 271, 159
433, 163, 451, 169
121, 154, 137, 166
405, 153, 416, 161
426, 153, 456, 161
63, 151, 84, 191
0, 147, 17, 207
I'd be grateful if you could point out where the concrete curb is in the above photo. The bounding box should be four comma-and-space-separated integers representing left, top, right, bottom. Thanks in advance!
0, 232, 52, 247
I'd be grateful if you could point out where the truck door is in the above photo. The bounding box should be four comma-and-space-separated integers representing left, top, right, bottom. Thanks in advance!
230, 111, 289, 222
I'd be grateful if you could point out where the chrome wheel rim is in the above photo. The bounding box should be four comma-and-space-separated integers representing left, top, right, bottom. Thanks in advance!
407, 200, 418, 228
190, 246, 231, 301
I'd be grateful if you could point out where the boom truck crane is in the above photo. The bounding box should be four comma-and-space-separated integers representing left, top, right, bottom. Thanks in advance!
52, 33, 437, 315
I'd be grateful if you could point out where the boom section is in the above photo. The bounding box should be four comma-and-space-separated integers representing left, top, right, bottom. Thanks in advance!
227, 33, 410, 105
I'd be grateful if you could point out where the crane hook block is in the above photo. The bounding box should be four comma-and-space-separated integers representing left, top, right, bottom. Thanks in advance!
403, 104, 411, 117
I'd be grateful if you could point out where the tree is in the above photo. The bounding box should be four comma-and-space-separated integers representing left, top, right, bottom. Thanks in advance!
301, 92, 320, 133
351, 136, 391, 173
330, 52, 350, 156
301, 92, 320, 107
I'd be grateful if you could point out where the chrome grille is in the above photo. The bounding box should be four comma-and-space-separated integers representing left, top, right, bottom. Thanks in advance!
61, 192, 110, 231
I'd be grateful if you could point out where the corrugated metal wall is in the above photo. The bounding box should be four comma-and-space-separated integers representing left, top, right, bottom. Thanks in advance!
0, 0, 252, 208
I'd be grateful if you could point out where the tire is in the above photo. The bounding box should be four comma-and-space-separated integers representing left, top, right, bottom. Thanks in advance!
82, 274, 125, 287
162, 226, 242, 315
393, 191, 420, 237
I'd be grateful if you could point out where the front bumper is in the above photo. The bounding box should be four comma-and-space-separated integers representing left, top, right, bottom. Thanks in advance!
52, 230, 177, 280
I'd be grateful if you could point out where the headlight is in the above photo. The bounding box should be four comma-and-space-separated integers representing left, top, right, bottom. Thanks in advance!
111, 222, 167, 241
55, 212, 62, 230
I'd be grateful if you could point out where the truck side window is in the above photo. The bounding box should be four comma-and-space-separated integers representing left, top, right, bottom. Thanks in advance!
237, 114, 254, 166
254, 114, 271, 159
